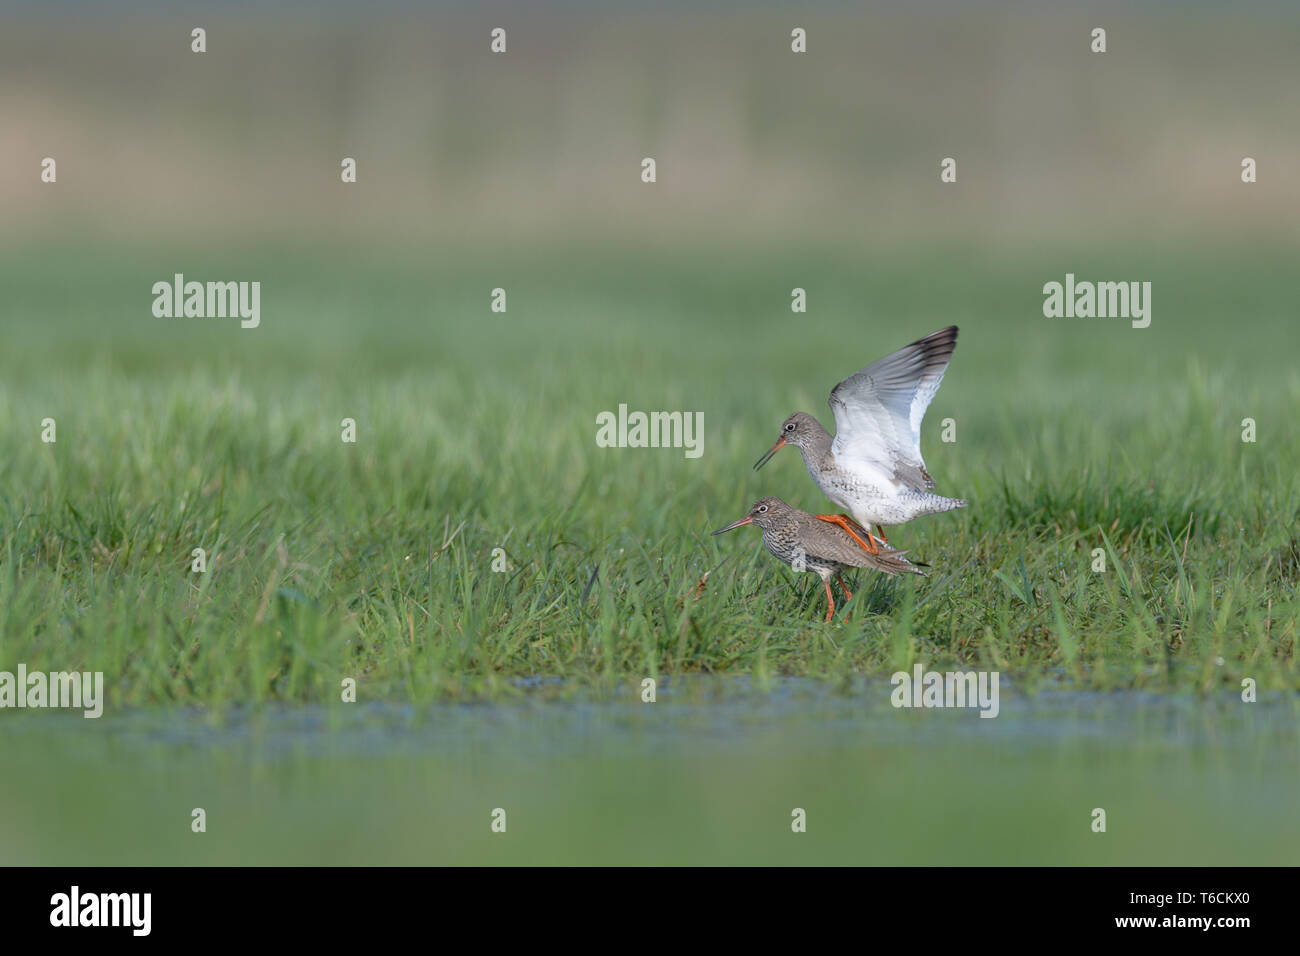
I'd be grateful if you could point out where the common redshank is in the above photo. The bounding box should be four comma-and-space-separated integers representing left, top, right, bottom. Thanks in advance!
753, 325, 965, 555
712, 496, 924, 622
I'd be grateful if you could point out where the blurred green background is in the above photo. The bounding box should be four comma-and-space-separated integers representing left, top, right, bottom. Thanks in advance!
5, 683, 1298, 865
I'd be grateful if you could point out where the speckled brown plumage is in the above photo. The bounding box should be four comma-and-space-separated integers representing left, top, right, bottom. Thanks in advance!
712, 496, 924, 622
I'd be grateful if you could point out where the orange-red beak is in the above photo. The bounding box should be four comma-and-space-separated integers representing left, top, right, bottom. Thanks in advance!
753, 436, 785, 470
711, 515, 753, 535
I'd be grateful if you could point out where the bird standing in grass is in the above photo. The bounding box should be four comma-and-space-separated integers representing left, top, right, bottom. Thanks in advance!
753, 325, 965, 555
712, 496, 924, 622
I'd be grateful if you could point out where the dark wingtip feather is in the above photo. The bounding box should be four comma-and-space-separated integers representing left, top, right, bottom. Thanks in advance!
914, 325, 958, 364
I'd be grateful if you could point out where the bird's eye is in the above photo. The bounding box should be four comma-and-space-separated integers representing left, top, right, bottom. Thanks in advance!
758, 505, 768, 513
784, 422, 795, 431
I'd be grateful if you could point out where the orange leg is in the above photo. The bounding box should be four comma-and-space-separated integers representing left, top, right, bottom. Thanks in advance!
835, 573, 853, 602
875, 525, 888, 546
815, 513, 881, 555
823, 579, 836, 623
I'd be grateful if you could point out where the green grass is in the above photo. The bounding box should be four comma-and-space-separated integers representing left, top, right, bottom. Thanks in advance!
1, 237, 1297, 709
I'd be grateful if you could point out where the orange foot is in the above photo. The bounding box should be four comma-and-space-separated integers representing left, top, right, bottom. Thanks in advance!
835, 573, 854, 602
815, 513, 882, 555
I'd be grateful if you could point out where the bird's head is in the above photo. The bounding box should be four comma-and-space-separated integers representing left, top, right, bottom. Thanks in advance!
754, 412, 820, 469
711, 496, 787, 535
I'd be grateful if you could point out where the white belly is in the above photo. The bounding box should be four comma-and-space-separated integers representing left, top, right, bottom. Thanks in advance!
817, 474, 961, 527
810, 467, 901, 525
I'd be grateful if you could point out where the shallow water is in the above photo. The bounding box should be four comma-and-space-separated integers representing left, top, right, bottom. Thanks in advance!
2, 679, 1296, 865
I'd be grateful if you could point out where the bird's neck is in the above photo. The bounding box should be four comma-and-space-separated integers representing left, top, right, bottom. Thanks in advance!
796, 419, 834, 468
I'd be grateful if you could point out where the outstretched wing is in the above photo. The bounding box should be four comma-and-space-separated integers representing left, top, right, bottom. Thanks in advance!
827, 325, 958, 492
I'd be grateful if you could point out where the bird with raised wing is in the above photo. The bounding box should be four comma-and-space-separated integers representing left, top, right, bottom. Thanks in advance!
712, 496, 924, 622
753, 325, 965, 555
